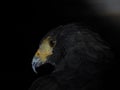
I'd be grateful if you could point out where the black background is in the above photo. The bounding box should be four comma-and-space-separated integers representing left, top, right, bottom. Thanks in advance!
3, 0, 120, 90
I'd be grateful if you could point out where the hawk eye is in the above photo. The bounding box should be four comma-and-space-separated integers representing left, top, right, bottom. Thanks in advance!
49, 40, 56, 47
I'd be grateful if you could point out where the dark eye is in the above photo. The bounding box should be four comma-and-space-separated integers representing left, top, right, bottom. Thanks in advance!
49, 40, 56, 47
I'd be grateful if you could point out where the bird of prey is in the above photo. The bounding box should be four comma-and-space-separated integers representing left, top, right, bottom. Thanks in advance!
30, 23, 113, 90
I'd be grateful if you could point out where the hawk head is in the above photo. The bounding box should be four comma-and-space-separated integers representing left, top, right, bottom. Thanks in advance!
32, 24, 112, 74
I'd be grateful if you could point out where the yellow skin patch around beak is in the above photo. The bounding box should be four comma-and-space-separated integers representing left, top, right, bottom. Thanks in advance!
35, 36, 54, 63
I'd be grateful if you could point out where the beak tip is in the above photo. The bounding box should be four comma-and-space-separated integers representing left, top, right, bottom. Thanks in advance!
32, 57, 43, 74
32, 64, 38, 73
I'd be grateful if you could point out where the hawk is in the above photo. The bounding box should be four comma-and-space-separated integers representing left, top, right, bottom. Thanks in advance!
30, 23, 113, 90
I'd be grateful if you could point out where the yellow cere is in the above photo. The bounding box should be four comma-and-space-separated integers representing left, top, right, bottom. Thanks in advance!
35, 36, 53, 63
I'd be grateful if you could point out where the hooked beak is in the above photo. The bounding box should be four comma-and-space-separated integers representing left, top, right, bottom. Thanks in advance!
32, 56, 44, 73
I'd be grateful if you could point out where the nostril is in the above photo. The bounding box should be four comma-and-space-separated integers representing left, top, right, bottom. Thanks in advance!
36, 52, 40, 56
